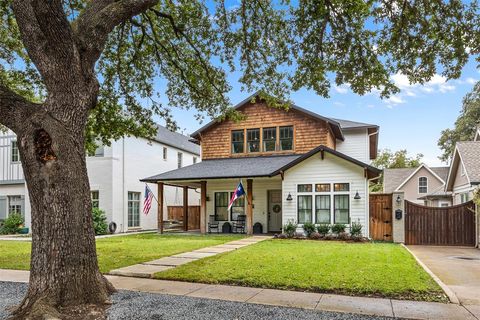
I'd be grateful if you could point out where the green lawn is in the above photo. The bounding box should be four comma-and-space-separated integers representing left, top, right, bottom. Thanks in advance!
0, 233, 244, 273
155, 240, 447, 302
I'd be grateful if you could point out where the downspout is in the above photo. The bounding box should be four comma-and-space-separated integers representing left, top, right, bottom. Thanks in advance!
122, 137, 126, 233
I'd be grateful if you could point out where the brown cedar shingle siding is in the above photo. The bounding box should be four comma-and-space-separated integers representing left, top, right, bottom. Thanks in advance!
198, 102, 336, 160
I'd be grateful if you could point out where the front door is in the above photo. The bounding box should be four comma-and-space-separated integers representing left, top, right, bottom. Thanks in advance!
268, 190, 282, 232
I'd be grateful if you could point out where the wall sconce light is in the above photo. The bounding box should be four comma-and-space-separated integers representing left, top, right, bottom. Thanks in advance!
206, 196, 210, 202
286, 193, 293, 201
354, 191, 361, 200
396, 195, 402, 204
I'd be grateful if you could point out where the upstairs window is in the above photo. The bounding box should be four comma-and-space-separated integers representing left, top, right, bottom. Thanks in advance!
279, 126, 293, 151
177, 152, 183, 168
263, 127, 277, 152
163, 147, 167, 160
418, 177, 428, 194
193, 156, 197, 164
231, 130, 244, 154
11, 141, 19, 162
247, 128, 260, 153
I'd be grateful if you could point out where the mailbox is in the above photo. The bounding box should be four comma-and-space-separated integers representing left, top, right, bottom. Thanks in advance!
395, 209, 403, 220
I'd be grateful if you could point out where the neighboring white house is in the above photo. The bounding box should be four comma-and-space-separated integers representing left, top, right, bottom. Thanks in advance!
0, 125, 200, 233
142, 93, 381, 235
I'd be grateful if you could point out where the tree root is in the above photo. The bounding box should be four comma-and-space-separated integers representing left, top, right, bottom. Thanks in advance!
9, 276, 116, 320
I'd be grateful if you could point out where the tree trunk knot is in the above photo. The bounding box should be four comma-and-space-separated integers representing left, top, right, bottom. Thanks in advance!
34, 129, 57, 163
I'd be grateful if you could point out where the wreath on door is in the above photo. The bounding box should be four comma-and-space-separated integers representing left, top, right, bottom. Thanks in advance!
272, 204, 281, 213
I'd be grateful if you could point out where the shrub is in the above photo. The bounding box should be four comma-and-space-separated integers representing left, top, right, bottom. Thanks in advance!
0, 213, 24, 234
309, 232, 322, 240
337, 232, 351, 241
283, 219, 298, 238
316, 224, 330, 236
92, 208, 108, 235
302, 222, 316, 237
331, 223, 346, 235
350, 221, 363, 238
277, 233, 288, 239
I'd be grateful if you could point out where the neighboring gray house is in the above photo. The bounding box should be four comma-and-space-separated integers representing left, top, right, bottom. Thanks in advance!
445, 140, 480, 205
384, 164, 452, 207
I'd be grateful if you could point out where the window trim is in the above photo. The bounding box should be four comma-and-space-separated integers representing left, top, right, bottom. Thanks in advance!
246, 128, 261, 153
315, 194, 331, 224
262, 127, 277, 153
8, 195, 23, 217
11, 140, 20, 163
297, 195, 313, 224
127, 191, 141, 228
333, 194, 350, 224
418, 176, 428, 194
279, 125, 294, 151
231, 129, 245, 154
230, 125, 294, 155
214, 191, 229, 221
91, 191, 100, 209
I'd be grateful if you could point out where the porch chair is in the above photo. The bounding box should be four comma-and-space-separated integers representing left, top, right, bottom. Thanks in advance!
208, 215, 220, 234
233, 215, 246, 234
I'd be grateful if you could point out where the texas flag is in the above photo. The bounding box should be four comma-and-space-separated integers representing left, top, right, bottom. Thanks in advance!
228, 181, 247, 210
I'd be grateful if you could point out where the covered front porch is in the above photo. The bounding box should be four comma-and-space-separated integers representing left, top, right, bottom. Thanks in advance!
151, 177, 283, 235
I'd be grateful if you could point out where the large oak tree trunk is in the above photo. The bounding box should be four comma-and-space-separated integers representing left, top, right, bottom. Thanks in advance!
11, 111, 114, 319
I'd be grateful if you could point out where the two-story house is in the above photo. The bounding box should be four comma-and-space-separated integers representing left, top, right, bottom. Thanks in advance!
0, 125, 200, 233
143, 93, 381, 235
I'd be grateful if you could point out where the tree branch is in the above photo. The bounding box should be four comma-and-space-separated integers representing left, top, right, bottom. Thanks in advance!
12, 0, 78, 90
0, 84, 38, 132
74, 0, 158, 69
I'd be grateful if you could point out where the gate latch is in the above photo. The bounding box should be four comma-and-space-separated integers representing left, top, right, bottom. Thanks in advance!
384, 220, 390, 224
384, 234, 391, 237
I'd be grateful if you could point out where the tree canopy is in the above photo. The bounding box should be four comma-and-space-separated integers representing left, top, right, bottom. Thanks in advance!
1, 0, 478, 148
438, 81, 480, 162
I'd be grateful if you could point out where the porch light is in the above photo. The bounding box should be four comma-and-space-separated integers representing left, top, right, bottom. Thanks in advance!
354, 191, 361, 200
396, 195, 402, 204
286, 193, 293, 201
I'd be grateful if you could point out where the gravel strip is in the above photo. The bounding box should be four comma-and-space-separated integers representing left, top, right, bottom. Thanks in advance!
0, 281, 399, 319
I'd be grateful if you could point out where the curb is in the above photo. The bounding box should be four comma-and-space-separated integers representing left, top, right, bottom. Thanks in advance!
401, 244, 460, 304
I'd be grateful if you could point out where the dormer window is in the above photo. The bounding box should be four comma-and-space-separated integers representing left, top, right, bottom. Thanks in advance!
11, 140, 19, 162
247, 129, 260, 153
279, 126, 293, 151
418, 177, 428, 194
231, 130, 244, 154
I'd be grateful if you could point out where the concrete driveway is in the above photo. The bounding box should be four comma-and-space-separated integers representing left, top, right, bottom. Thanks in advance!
407, 246, 480, 307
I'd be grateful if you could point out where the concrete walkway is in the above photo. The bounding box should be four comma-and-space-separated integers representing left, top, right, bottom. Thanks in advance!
109, 236, 269, 278
1, 269, 477, 320
407, 246, 480, 306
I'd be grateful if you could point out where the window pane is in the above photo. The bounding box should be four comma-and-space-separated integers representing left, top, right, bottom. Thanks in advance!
334, 195, 349, 224
177, 152, 183, 168
315, 184, 330, 192
247, 129, 260, 153
230, 192, 245, 220
215, 192, 229, 220
91, 191, 99, 209
297, 184, 312, 192
315, 195, 330, 224
279, 126, 293, 151
11, 141, 19, 162
231, 130, 244, 154
334, 183, 350, 192
298, 195, 312, 224
419, 177, 427, 193
263, 127, 276, 152
128, 192, 140, 227
163, 147, 167, 160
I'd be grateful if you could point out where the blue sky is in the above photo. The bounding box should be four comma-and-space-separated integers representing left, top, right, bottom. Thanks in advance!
161, 58, 478, 167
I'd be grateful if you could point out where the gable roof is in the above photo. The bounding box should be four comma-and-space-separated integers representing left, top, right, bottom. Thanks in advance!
417, 184, 452, 200
383, 165, 449, 193
141, 145, 381, 182
190, 92, 345, 141
153, 125, 200, 155
446, 141, 480, 190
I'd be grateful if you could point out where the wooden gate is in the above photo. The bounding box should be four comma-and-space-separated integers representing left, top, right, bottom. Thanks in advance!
405, 200, 475, 246
167, 206, 200, 230
369, 194, 393, 241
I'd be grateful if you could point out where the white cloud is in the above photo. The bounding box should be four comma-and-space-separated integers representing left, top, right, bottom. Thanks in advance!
333, 101, 345, 107
333, 84, 350, 94
465, 77, 477, 85
386, 95, 405, 105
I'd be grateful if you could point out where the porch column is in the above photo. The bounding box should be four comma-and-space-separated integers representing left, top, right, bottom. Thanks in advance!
200, 181, 207, 234
157, 182, 164, 234
183, 186, 189, 231
247, 179, 253, 235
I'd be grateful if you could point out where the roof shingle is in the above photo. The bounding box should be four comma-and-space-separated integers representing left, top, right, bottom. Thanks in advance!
457, 141, 480, 184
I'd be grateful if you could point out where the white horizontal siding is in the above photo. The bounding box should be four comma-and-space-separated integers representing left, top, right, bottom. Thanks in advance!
336, 128, 369, 163
282, 152, 368, 234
